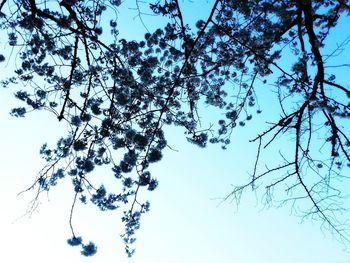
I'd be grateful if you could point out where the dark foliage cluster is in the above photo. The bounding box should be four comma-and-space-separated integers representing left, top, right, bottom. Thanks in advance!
67, 236, 97, 257
0, 0, 349, 256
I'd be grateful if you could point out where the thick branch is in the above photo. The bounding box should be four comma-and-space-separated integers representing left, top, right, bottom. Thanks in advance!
0, 0, 7, 13
58, 36, 79, 121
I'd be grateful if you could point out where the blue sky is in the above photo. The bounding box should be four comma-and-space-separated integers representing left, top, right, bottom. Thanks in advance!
0, 89, 349, 262
1, 1, 350, 262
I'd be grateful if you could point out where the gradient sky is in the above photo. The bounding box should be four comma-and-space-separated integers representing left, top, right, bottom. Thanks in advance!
0, 1, 350, 263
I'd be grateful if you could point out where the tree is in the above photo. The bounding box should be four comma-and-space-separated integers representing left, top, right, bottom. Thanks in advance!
0, 0, 349, 257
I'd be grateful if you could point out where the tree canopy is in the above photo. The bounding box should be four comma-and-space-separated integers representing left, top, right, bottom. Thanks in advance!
0, 0, 349, 257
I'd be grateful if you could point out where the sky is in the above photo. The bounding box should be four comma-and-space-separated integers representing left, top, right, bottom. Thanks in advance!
0, 92, 349, 263
0, 1, 350, 263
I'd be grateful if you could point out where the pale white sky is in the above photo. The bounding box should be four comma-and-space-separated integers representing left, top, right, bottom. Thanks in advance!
0, 88, 349, 262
